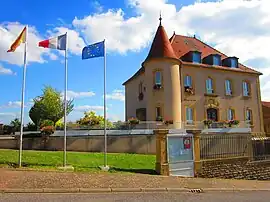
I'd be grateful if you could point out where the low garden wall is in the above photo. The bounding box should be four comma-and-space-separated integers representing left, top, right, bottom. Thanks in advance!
196, 158, 270, 180
0, 133, 156, 154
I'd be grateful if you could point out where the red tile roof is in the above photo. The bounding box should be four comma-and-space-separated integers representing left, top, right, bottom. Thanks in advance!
262, 101, 270, 108
123, 26, 262, 85
170, 34, 261, 74
144, 25, 178, 62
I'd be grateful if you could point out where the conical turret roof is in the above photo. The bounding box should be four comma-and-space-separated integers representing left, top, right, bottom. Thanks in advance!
145, 23, 178, 62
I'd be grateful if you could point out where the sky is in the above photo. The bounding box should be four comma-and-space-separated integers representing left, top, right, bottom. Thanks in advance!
1, 0, 270, 124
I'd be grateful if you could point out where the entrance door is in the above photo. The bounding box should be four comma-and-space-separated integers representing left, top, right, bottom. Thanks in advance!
207, 108, 218, 121
167, 133, 194, 177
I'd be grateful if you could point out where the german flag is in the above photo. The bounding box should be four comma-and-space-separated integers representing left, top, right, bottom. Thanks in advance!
7, 26, 27, 52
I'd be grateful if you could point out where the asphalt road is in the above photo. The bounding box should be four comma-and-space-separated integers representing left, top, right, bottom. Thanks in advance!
1, 191, 270, 202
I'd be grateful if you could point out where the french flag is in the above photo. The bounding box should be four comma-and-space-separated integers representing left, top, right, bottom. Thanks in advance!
39, 33, 67, 50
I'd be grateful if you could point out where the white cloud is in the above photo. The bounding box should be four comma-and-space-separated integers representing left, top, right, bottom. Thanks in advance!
0, 63, 15, 75
106, 89, 125, 101
0, 112, 16, 117
0, 101, 32, 109
47, 27, 86, 55
62, 90, 95, 99
74, 105, 105, 112
73, 0, 270, 100
0, 22, 56, 65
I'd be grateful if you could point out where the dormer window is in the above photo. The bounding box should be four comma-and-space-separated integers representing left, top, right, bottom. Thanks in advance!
202, 54, 221, 66
192, 52, 201, 63
230, 58, 238, 68
222, 57, 238, 68
213, 55, 221, 66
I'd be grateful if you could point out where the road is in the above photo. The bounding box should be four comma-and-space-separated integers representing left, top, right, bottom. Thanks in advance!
0, 191, 270, 202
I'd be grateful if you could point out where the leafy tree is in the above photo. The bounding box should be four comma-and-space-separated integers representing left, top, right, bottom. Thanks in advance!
29, 86, 74, 127
10, 118, 21, 131
77, 111, 114, 128
26, 122, 37, 131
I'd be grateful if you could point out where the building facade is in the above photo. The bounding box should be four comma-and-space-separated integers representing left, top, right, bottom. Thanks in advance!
123, 20, 264, 132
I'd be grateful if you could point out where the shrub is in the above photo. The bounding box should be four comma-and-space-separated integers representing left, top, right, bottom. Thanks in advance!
40, 119, 54, 128
40, 125, 55, 136
203, 119, 213, 126
226, 120, 240, 127
128, 117, 139, 125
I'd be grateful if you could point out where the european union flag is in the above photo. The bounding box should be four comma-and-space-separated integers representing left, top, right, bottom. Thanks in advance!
82, 41, 104, 60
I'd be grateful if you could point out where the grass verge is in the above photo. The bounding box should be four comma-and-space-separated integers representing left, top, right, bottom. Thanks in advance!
0, 149, 156, 174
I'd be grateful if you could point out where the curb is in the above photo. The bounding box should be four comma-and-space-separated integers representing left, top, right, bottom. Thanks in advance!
1, 188, 270, 193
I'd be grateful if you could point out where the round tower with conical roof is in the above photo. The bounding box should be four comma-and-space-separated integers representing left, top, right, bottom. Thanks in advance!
143, 16, 182, 128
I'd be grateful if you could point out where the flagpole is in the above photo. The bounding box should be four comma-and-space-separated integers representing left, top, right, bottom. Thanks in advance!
63, 32, 68, 168
103, 39, 108, 168
18, 25, 28, 167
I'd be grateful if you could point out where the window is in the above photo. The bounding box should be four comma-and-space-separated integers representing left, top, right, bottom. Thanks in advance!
245, 109, 252, 124
184, 75, 192, 87
156, 106, 161, 118
213, 55, 221, 66
206, 78, 214, 94
155, 71, 162, 85
186, 107, 193, 124
231, 58, 238, 68
227, 109, 235, 120
243, 81, 250, 96
138, 82, 143, 94
225, 80, 232, 95
193, 52, 201, 63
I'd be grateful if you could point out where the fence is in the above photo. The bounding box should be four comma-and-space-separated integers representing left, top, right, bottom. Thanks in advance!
199, 133, 270, 162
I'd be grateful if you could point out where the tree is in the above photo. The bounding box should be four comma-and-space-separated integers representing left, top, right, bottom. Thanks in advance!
77, 111, 114, 128
10, 118, 21, 132
29, 86, 74, 127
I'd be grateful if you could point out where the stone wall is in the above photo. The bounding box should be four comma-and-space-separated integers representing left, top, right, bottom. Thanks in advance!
0, 134, 156, 154
196, 158, 270, 180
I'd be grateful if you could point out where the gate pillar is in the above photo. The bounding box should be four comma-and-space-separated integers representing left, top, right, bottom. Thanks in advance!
154, 129, 169, 176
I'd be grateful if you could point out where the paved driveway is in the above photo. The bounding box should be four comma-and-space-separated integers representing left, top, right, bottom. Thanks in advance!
1, 191, 270, 202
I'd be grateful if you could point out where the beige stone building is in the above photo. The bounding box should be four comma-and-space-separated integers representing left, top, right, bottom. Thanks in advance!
123, 19, 264, 132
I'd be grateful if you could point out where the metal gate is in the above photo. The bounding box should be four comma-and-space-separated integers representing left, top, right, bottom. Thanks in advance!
167, 132, 194, 177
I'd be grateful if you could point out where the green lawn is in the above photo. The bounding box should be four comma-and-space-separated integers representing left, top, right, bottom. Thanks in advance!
0, 149, 156, 174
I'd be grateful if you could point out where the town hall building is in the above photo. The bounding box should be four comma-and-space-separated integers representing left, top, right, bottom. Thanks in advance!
123, 18, 264, 132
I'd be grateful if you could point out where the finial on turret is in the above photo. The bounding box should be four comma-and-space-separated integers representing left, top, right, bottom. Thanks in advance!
159, 11, 162, 26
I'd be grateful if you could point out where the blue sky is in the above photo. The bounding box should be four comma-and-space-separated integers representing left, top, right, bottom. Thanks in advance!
1, 0, 270, 124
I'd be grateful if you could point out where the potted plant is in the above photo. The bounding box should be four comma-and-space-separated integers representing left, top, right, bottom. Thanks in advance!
138, 92, 144, 101
203, 119, 213, 128
156, 116, 163, 122
153, 84, 162, 90
184, 86, 194, 95
164, 120, 173, 125
128, 117, 139, 125
226, 120, 240, 127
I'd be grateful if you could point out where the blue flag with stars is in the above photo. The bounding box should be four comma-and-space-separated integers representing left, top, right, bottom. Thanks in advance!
82, 41, 104, 60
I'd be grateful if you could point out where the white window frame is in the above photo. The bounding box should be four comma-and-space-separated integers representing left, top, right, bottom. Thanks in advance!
206, 78, 213, 94
243, 81, 250, 96
227, 109, 234, 121
184, 75, 192, 87
156, 107, 161, 118
246, 109, 252, 124
186, 107, 193, 124
155, 71, 162, 85
225, 80, 232, 95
